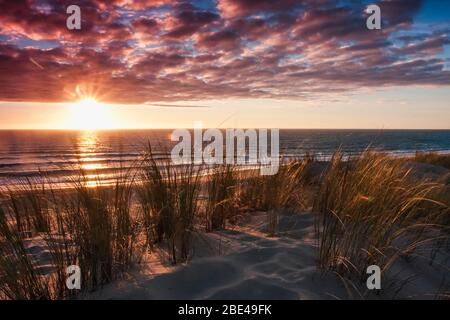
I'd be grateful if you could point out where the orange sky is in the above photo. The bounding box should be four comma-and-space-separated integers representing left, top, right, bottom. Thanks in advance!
1, 86, 449, 130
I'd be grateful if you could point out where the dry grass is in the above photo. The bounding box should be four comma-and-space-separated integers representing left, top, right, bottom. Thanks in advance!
63, 167, 139, 289
138, 145, 202, 264
204, 164, 237, 231
313, 151, 449, 285
0, 166, 140, 299
237, 159, 312, 212
415, 151, 450, 170
237, 159, 312, 236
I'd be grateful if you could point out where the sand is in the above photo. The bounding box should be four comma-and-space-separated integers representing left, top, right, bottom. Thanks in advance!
14, 208, 450, 300
86, 210, 449, 300
87, 212, 347, 299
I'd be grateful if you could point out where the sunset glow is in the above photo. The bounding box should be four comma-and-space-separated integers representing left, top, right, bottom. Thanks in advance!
67, 98, 115, 130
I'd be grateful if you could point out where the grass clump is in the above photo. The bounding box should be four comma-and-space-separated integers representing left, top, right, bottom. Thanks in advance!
415, 152, 450, 170
237, 159, 312, 236
138, 146, 202, 264
64, 168, 139, 289
0, 204, 55, 299
0, 166, 140, 299
204, 165, 237, 231
313, 151, 449, 283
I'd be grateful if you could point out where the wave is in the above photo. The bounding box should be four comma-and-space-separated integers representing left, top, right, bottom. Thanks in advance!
1, 129, 450, 188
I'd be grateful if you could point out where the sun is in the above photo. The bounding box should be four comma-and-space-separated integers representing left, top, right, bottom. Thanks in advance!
68, 98, 115, 130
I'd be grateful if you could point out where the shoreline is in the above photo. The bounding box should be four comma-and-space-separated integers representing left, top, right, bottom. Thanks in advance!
2, 149, 450, 191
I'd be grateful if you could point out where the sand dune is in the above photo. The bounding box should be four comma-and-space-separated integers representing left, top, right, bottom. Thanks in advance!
89, 212, 349, 299
11, 162, 450, 300
13, 210, 450, 300
85, 208, 448, 300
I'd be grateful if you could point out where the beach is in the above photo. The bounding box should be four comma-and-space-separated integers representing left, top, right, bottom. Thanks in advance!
1, 129, 450, 189
1, 144, 449, 300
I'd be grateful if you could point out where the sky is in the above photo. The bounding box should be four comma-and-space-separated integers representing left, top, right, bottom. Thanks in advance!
0, 0, 449, 129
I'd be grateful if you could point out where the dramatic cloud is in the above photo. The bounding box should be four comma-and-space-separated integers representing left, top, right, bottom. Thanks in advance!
0, 0, 449, 103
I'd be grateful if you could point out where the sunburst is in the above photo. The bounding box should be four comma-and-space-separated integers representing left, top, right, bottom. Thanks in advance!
66, 84, 116, 130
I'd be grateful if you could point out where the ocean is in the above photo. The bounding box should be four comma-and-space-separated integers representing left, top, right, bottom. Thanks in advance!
0, 129, 449, 188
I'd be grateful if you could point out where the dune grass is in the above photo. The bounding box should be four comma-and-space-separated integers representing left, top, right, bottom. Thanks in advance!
138, 145, 202, 264
414, 151, 450, 170
0, 204, 54, 299
236, 159, 312, 236
313, 151, 449, 291
64, 167, 139, 289
0, 167, 140, 299
204, 164, 237, 231
237, 160, 312, 212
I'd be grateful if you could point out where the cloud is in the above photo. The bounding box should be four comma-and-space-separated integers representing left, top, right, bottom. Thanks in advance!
218, 0, 303, 18
145, 103, 210, 108
0, 0, 449, 104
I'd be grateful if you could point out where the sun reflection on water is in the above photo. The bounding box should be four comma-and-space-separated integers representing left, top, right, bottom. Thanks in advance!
77, 131, 105, 180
